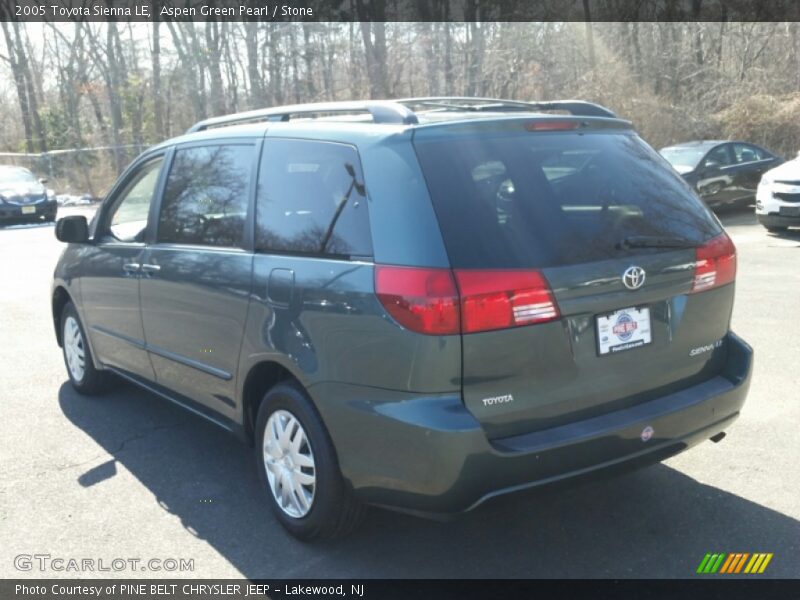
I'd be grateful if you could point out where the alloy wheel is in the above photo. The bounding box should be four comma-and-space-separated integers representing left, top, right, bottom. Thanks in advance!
63, 316, 86, 383
263, 409, 316, 518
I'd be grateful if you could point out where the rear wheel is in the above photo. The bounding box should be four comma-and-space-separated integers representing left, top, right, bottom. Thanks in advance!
61, 302, 111, 395
764, 225, 788, 233
255, 381, 364, 540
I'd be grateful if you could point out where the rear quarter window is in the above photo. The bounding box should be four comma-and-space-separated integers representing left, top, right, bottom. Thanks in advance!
413, 129, 722, 269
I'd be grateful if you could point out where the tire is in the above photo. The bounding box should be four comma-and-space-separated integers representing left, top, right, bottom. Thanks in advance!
254, 381, 365, 540
61, 302, 111, 395
765, 225, 788, 233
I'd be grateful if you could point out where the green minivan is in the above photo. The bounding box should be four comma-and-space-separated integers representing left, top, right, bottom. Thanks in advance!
52, 98, 752, 539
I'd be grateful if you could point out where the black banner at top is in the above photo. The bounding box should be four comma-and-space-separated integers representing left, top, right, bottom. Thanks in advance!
3, 0, 800, 22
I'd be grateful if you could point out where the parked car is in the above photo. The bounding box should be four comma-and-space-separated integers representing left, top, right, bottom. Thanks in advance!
52, 98, 752, 540
56, 193, 95, 207
0, 165, 57, 224
660, 140, 782, 208
755, 154, 800, 232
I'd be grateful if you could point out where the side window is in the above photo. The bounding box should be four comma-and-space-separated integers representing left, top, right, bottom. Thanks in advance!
157, 144, 253, 248
256, 139, 372, 257
106, 157, 163, 243
704, 145, 734, 168
733, 143, 766, 164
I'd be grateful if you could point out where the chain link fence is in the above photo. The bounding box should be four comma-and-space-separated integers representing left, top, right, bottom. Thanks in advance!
0, 144, 150, 201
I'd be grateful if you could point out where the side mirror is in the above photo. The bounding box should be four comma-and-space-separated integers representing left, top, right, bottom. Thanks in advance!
55, 215, 89, 243
39, 177, 48, 185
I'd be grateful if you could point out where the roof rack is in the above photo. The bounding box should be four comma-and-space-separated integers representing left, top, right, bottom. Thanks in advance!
186, 97, 617, 134
396, 97, 617, 118
187, 101, 418, 133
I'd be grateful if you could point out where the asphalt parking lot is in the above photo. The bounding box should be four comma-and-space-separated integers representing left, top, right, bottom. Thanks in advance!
0, 206, 798, 579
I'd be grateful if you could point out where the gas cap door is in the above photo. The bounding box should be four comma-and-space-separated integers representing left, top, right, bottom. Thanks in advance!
267, 268, 295, 307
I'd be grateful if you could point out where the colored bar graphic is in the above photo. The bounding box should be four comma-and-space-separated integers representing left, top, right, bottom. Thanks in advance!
710, 553, 726, 573
734, 553, 749, 573
744, 554, 759, 574
719, 554, 735, 574
697, 554, 712, 574
758, 553, 773, 573
700, 552, 773, 575
711, 554, 725, 573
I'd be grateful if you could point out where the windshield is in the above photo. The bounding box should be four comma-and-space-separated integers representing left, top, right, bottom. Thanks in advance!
659, 147, 707, 170
413, 129, 721, 269
0, 168, 38, 184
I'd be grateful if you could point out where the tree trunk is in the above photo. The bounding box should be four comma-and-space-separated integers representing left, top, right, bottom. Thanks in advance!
165, 22, 207, 121
444, 21, 454, 95
267, 23, 284, 104
205, 21, 226, 116
302, 23, 318, 100
583, 0, 596, 71
11, 21, 47, 151
245, 23, 266, 107
105, 22, 127, 172
1, 21, 35, 153
152, 21, 165, 138
356, 0, 389, 98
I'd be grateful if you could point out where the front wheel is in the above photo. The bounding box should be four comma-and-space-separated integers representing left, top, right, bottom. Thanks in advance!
61, 302, 111, 395
255, 382, 365, 540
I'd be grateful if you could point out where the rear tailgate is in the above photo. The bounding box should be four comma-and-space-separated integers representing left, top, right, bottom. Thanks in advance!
413, 119, 734, 439
462, 254, 733, 438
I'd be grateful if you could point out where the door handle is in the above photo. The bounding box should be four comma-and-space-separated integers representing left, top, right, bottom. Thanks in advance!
141, 264, 161, 273
122, 263, 141, 273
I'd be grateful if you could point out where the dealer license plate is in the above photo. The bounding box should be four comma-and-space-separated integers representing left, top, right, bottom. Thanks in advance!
596, 306, 652, 356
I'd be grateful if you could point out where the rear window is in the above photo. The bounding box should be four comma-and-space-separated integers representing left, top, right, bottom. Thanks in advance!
158, 144, 253, 248
660, 146, 707, 170
414, 130, 721, 269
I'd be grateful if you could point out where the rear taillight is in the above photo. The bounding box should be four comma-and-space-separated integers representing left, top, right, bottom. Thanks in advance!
374, 266, 460, 335
692, 232, 736, 293
455, 270, 560, 333
374, 265, 560, 335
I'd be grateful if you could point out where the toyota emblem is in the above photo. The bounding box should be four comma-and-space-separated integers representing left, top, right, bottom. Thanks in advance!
622, 266, 646, 290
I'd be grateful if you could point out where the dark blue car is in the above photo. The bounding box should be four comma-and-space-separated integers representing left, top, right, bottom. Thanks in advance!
660, 140, 782, 208
0, 165, 58, 224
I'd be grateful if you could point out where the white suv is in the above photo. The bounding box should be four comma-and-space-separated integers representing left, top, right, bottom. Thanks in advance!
756, 156, 800, 232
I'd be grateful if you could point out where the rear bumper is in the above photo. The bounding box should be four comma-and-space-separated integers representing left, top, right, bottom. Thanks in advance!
0, 200, 57, 221
757, 213, 800, 228
319, 332, 753, 515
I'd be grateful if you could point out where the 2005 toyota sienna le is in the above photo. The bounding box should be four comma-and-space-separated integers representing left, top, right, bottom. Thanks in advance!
52, 98, 753, 540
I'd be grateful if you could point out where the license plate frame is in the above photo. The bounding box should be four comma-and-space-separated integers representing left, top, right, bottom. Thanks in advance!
21, 206, 36, 215
596, 306, 653, 356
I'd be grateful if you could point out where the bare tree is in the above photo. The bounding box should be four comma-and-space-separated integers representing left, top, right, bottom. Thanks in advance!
3, 21, 800, 191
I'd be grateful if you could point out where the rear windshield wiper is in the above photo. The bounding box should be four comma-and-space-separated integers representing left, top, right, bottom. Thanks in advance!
617, 235, 698, 250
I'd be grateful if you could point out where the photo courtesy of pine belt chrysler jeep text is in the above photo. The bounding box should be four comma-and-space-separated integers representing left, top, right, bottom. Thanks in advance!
51, 98, 753, 540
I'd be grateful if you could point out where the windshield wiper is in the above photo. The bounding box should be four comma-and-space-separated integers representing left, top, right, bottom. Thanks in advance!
617, 235, 698, 250
319, 163, 365, 254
